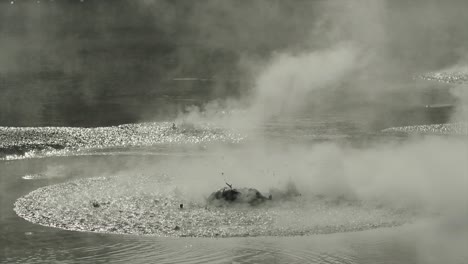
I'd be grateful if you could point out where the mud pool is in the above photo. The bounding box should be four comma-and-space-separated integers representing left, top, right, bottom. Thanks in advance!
2, 1, 468, 262
14, 175, 413, 238
1, 118, 467, 263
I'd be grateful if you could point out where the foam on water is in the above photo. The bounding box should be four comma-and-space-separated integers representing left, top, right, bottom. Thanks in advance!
14, 174, 415, 238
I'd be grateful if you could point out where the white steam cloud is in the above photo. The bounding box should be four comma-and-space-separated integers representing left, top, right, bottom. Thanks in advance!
249, 44, 360, 123
162, 1, 468, 260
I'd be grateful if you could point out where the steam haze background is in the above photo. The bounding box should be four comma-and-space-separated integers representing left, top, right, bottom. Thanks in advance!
1, 0, 467, 126
0, 1, 467, 263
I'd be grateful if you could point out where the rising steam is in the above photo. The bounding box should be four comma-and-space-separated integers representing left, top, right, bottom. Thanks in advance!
2, 0, 467, 261
249, 44, 360, 123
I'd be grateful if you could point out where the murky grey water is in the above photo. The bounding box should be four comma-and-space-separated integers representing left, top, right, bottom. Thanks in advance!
0, 156, 447, 263
2, 1, 468, 263
1, 123, 467, 263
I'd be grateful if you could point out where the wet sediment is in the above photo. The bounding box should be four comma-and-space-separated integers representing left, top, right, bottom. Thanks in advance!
14, 175, 414, 238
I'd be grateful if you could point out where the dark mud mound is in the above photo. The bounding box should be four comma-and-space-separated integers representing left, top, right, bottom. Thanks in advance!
207, 186, 272, 206
0, 122, 243, 160
14, 175, 415, 237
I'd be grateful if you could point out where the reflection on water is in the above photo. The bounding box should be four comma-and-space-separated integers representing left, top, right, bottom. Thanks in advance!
1, 212, 456, 264
0, 121, 243, 160
1, 1, 467, 263
1, 145, 467, 263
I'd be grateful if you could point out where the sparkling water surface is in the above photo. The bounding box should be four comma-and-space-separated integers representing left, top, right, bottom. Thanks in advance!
1, 2, 467, 261
1, 118, 466, 263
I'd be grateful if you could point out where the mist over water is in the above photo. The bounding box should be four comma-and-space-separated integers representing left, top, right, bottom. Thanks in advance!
1, 0, 466, 126
1, 0, 468, 263
160, 1, 468, 261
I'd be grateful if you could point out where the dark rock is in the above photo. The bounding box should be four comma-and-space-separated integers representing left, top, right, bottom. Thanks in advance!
92, 201, 100, 208
207, 187, 271, 206
174, 225, 180, 231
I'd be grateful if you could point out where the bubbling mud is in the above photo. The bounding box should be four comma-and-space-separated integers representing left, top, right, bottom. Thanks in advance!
14, 175, 415, 238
